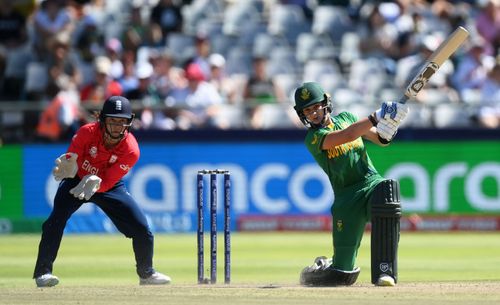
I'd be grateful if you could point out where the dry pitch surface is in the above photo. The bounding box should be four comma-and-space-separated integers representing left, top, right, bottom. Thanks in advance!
1, 232, 500, 305
2, 282, 500, 305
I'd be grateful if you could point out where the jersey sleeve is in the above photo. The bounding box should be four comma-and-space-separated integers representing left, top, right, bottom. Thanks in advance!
337, 111, 358, 124
304, 128, 330, 155
67, 125, 91, 170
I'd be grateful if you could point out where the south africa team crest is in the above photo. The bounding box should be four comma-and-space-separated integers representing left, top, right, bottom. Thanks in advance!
336, 220, 343, 232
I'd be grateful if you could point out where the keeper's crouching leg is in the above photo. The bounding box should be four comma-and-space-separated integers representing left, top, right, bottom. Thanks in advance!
371, 179, 401, 285
300, 256, 360, 286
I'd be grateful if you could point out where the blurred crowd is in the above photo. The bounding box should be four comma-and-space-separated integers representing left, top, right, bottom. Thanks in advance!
0, 0, 499, 143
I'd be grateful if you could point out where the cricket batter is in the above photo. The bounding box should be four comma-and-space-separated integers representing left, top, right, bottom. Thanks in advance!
33, 96, 171, 287
294, 82, 408, 287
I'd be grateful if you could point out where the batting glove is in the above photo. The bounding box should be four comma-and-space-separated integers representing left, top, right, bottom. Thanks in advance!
53, 153, 78, 181
69, 174, 102, 201
377, 118, 399, 143
374, 101, 409, 123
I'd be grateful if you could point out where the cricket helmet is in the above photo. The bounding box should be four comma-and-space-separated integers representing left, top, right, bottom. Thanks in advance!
293, 82, 333, 128
99, 96, 134, 140
100, 96, 133, 121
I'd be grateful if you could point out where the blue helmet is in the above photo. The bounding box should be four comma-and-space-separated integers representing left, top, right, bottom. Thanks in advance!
100, 96, 133, 121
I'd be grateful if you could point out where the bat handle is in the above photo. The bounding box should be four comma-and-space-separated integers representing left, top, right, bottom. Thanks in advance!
397, 95, 409, 104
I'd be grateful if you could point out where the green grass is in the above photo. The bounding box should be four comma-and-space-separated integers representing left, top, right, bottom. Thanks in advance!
1, 232, 500, 304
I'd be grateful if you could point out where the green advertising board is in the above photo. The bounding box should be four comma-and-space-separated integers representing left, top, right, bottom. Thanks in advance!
368, 141, 500, 214
0, 145, 22, 218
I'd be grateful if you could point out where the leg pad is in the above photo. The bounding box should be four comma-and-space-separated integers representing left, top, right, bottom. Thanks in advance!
371, 179, 401, 284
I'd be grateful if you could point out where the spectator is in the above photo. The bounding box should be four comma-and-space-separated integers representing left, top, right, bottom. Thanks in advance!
451, 37, 493, 98
166, 62, 223, 129
74, 15, 103, 65
36, 85, 81, 141
43, 32, 81, 101
125, 62, 161, 103
0, 0, 27, 49
118, 51, 140, 95
0, 0, 28, 100
80, 56, 122, 109
122, 6, 152, 52
190, 35, 212, 80
150, 0, 184, 45
243, 56, 285, 128
208, 53, 232, 102
33, 0, 73, 59
106, 38, 125, 80
477, 59, 500, 128
475, 0, 500, 57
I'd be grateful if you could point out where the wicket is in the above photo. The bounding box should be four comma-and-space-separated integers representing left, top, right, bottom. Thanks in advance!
197, 169, 231, 284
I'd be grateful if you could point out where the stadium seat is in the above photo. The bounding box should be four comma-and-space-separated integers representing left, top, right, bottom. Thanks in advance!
210, 104, 248, 129
273, 73, 301, 101
222, 1, 261, 36
399, 103, 433, 128
339, 32, 361, 66
252, 104, 297, 129
253, 32, 288, 59
267, 47, 299, 77
332, 88, 364, 110
166, 33, 196, 65
433, 104, 473, 128
311, 6, 354, 45
225, 47, 253, 75
295, 32, 333, 64
24, 62, 49, 95
4, 45, 34, 79
303, 59, 340, 83
318, 73, 348, 94
267, 4, 311, 45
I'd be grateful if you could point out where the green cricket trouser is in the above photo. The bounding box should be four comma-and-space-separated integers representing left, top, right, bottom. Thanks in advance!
330, 177, 383, 271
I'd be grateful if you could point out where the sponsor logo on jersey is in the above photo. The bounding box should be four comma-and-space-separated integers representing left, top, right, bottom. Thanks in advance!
119, 164, 131, 172
109, 155, 117, 163
89, 146, 98, 158
82, 159, 99, 175
336, 220, 343, 232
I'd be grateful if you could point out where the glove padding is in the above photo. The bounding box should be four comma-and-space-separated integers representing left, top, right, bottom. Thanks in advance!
375, 101, 409, 122
53, 153, 78, 181
69, 174, 102, 201
377, 118, 399, 142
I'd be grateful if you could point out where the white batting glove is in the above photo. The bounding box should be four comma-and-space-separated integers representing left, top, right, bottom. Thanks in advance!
53, 153, 78, 181
377, 118, 399, 142
374, 102, 409, 123
69, 174, 102, 201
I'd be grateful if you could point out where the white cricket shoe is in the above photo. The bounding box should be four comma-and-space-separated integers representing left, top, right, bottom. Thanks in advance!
376, 274, 395, 287
35, 273, 59, 287
139, 272, 171, 285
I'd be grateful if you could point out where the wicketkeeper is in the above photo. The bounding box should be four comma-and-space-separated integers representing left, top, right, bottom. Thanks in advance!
33, 96, 171, 287
293, 82, 408, 287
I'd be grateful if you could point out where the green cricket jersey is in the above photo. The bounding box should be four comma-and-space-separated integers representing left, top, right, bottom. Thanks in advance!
304, 111, 383, 195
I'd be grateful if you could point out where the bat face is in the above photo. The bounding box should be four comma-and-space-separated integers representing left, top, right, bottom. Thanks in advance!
399, 26, 469, 104
406, 62, 439, 98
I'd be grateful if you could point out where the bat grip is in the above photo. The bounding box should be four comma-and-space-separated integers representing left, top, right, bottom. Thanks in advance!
397, 95, 409, 104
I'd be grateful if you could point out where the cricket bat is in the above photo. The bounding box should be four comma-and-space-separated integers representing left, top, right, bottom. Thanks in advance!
398, 26, 469, 104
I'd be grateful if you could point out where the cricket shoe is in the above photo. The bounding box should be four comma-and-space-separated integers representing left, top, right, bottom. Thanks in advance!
35, 273, 59, 287
139, 272, 171, 285
376, 274, 395, 287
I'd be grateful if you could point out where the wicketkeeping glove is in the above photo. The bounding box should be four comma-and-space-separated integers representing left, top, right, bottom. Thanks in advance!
374, 101, 409, 122
53, 153, 78, 181
377, 118, 399, 142
69, 174, 102, 200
